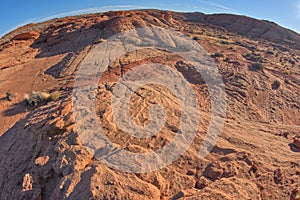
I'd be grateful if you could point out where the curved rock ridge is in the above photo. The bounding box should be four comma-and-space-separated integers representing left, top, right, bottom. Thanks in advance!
0, 9, 299, 200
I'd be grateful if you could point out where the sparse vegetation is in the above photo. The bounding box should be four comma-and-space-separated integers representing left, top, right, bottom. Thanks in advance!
244, 53, 262, 62
220, 40, 230, 45
271, 80, 281, 90
249, 62, 264, 71
218, 35, 227, 39
265, 50, 274, 55
49, 91, 60, 101
223, 57, 230, 62
211, 52, 224, 58
6, 92, 13, 101
24, 91, 60, 106
234, 41, 242, 45
96, 38, 106, 44
1, 10, 300, 200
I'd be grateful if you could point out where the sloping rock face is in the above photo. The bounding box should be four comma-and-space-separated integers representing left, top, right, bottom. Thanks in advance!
0, 10, 299, 199
182, 12, 300, 49
12, 31, 40, 41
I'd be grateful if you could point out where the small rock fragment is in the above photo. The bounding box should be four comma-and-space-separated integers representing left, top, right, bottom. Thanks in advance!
251, 162, 259, 173
195, 177, 209, 189
35, 156, 50, 167
203, 162, 224, 180
293, 136, 300, 149
187, 169, 195, 176
22, 174, 33, 192
274, 168, 284, 183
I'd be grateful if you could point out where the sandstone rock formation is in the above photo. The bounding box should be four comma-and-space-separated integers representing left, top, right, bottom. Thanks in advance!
0, 10, 299, 199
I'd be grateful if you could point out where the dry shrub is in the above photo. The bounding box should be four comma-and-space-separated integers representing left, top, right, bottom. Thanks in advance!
24, 91, 60, 105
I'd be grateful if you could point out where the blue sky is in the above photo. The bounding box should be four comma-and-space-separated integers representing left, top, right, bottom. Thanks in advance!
1, 0, 300, 37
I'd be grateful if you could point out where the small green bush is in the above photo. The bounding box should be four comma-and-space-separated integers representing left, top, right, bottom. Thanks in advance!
24, 91, 49, 105
49, 91, 60, 101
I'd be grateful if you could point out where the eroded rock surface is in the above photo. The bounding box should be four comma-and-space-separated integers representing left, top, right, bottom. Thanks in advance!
0, 10, 299, 199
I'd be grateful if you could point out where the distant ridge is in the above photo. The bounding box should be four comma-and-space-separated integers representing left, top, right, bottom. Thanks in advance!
1, 10, 300, 50
182, 12, 300, 49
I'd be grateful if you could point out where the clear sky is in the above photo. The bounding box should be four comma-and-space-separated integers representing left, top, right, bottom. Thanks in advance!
1, 0, 300, 37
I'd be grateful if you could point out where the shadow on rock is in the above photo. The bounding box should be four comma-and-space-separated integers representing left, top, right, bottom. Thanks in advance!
289, 143, 300, 153
3, 102, 29, 116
